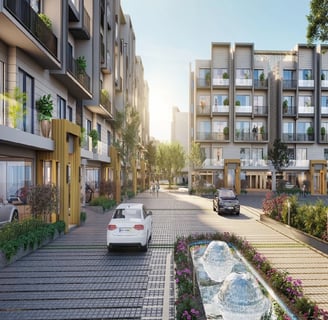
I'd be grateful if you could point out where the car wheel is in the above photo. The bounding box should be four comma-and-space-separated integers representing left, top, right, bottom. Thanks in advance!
217, 208, 221, 215
11, 210, 19, 222
236, 210, 240, 215
213, 204, 216, 212
107, 245, 112, 252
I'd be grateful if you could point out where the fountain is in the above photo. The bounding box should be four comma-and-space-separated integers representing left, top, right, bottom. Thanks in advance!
191, 241, 279, 319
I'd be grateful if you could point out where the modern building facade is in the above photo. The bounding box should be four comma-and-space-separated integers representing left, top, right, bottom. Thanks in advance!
190, 42, 328, 195
0, 0, 149, 231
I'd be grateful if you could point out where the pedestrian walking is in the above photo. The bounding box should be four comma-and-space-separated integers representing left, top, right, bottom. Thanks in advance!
302, 184, 306, 197
155, 181, 160, 197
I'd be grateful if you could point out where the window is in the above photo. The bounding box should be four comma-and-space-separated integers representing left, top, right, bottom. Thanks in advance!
236, 95, 250, 106
0, 159, 33, 204
299, 96, 312, 107
86, 119, 92, 135
299, 69, 312, 80
287, 148, 295, 160
236, 68, 251, 79
283, 70, 295, 80
107, 131, 111, 146
252, 148, 263, 160
283, 122, 294, 134
57, 95, 66, 119
97, 123, 101, 140
199, 95, 210, 106
199, 68, 210, 80
213, 147, 223, 161
321, 70, 328, 81
213, 94, 228, 106
18, 69, 34, 133
212, 121, 227, 133
253, 69, 264, 80
321, 96, 328, 107
253, 95, 264, 106
324, 149, 328, 160
240, 148, 250, 160
297, 122, 312, 134
0, 60, 4, 125
67, 106, 73, 121
296, 148, 307, 160
86, 167, 100, 192
283, 95, 294, 106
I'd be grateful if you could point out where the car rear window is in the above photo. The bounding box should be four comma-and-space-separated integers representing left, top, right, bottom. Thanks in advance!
220, 190, 235, 198
113, 209, 141, 219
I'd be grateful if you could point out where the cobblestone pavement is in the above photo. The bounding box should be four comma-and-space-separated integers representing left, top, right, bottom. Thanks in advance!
0, 188, 327, 319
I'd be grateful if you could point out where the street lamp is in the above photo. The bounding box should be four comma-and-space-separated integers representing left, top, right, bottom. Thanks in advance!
287, 199, 290, 226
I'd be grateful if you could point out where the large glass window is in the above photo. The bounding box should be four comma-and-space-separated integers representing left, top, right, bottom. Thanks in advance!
283, 70, 295, 80
0, 60, 4, 125
19, 69, 34, 133
57, 95, 66, 119
236, 95, 250, 106
299, 69, 312, 80
86, 167, 100, 192
321, 95, 328, 107
296, 148, 307, 160
299, 95, 312, 107
0, 158, 32, 204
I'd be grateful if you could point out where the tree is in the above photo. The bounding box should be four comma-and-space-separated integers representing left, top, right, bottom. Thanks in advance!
306, 0, 328, 44
268, 139, 290, 191
112, 105, 141, 192
156, 142, 185, 188
145, 141, 157, 181
188, 141, 205, 169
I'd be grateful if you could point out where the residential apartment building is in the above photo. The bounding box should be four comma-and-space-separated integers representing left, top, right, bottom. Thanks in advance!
190, 42, 328, 195
0, 0, 149, 231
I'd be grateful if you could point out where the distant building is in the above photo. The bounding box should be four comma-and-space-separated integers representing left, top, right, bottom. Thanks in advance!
190, 42, 328, 195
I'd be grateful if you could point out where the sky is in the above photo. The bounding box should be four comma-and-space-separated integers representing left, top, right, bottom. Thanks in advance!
121, 0, 311, 142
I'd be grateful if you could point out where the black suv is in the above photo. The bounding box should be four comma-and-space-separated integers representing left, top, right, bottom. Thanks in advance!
213, 188, 240, 215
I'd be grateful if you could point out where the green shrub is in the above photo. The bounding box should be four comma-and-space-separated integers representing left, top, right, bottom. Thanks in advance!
0, 219, 65, 261
89, 196, 116, 211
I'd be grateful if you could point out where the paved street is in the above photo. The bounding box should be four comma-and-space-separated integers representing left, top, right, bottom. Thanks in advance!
0, 189, 327, 319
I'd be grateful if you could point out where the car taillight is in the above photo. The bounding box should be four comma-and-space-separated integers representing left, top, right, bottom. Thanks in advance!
108, 224, 117, 230
133, 224, 144, 230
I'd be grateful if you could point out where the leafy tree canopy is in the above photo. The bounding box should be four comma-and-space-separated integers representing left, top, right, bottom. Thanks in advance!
306, 0, 328, 44
188, 142, 205, 168
268, 138, 290, 171
156, 142, 185, 188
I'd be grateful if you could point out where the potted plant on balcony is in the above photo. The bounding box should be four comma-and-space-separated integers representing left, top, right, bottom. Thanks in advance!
283, 100, 288, 113
307, 126, 314, 140
205, 72, 211, 86
223, 98, 229, 106
89, 129, 99, 151
260, 72, 265, 85
321, 127, 326, 140
38, 13, 52, 29
36, 94, 53, 137
223, 72, 229, 79
235, 100, 241, 106
223, 127, 229, 139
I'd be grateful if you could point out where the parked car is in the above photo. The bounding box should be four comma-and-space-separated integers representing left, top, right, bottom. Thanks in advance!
107, 203, 152, 252
213, 188, 240, 215
0, 200, 19, 227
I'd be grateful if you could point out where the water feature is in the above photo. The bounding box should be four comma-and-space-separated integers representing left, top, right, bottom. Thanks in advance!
191, 240, 296, 320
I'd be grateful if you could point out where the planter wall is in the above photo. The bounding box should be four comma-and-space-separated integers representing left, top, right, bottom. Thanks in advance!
260, 214, 328, 255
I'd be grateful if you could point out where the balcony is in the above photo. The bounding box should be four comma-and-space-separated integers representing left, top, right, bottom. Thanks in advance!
283, 80, 297, 89
282, 106, 297, 117
235, 131, 267, 142
321, 107, 328, 116
298, 79, 314, 88
100, 90, 112, 115
69, 5, 91, 40
197, 78, 210, 88
235, 78, 252, 86
253, 105, 268, 116
212, 105, 229, 113
281, 133, 315, 142
195, 132, 229, 142
321, 80, 328, 88
196, 105, 211, 115
298, 105, 315, 115
212, 78, 229, 87
254, 79, 268, 89
1, 0, 58, 68
235, 105, 252, 114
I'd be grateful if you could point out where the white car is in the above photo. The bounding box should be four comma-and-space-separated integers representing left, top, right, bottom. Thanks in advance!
0, 201, 19, 227
107, 203, 152, 252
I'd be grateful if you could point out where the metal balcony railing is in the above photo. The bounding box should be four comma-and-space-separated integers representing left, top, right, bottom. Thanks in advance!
67, 55, 91, 91
4, 0, 57, 57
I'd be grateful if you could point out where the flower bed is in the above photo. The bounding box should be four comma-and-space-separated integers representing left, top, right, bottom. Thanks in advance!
174, 232, 328, 320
